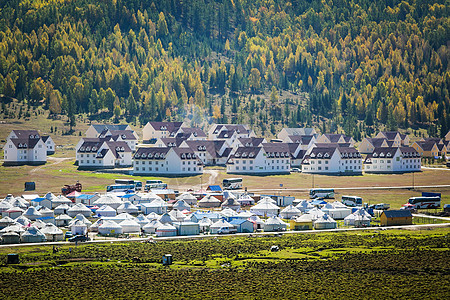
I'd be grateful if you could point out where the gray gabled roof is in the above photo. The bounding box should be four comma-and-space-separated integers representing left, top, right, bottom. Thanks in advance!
382, 210, 412, 218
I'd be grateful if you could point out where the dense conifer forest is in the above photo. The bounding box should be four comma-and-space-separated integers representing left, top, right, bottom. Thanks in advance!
0, 0, 449, 138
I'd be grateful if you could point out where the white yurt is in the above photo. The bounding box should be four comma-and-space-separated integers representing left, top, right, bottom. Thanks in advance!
291, 214, 314, 230
40, 224, 64, 241
0, 201, 12, 213
3, 194, 15, 202
96, 205, 117, 217
354, 214, 371, 227
308, 207, 325, 220
169, 209, 186, 222
32, 219, 47, 229
198, 217, 213, 233
137, 192, 164, 203
11, 197, 29, 209
69, 214, 92, 226
3, 207, 25, 219
1, 232, 21, 244
321, 203, 352, 220
0, 216, 16, 229
314, 214, 337, 230
23, 207, 42, 221
221, 198, 241, 211
210, 219, 234, 234
44, 192, 57, 201
55, 214, 72, 227
14, 215, 31, 227
198, 195, 221, 208
354, 208, 372, 218
280, 205, 302, 219
93, 194, 123, 210
219, 208, 238, 218
236, 194, 255, 206
98, 220, 123, 235
146, 212, 160, 221
0, 224, 25, 236
236, 211, 255, 219
158, 212, 177, 224
250, 202, 280, 216
142, 220, 163, 234
21, 226, 46, 243
155, 223, 177, 237
39, 207, 55, 218
296, 200, 314, 213
173, 199, 191, 212
331, 201, 348, 209
70, 219, 88, 235
89, 219, 103, 232
141, 199, 168, 215
117, 201, 139, 215
119, 219, 141, 234
264, 217, 287, 232
248, 215, 265, 230
67, 203, 92, 218
344, 213, 356, 226
106, 212, 135, 224
175, 192, 198, 206
257, 197, 277, 205
135, 214, 150, 228
54, 204, 71, 215
51, 195, 72, 208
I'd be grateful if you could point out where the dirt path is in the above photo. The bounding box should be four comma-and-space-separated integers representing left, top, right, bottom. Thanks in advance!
30, 157, 74, 173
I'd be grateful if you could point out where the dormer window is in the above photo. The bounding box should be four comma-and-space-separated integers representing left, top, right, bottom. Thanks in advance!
235, 153, 240, 158
23, 143, 27, 147
224, 134, 228, 138
181, 154, 185, 159
122, 134, 126, 139
380, 152, 385, 157
317, 153, 322, 158
141, 153, 147, 158
115, 147, 120, 151
242, 152, 247, 157
324, 153, 329, 158
280, 152, 285, 157
373, 153, 378, 157
193, 132, 197, 137
92, 146, 97, 151
387, 153, 392, 157
135, 153, 140, 158
29, 135, 33, 138
86, 146, 91, 151
249, 153, 254, 158
155, 153, 160, 158
275, 152, 279, 157
311, 153, 315, 158
148, 153, 153, 158
187, 153, 191, 159
80, 147, 85, 151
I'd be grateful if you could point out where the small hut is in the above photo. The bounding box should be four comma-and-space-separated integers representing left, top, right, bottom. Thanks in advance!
21, 226, 46, 243
119, 219, 141, 234
142, 220, 163, 234
156, 223, 177, 237
98, 220, 123, 235
70, 219, 88, 235
198, 195, 221, 208
67, 203, 92, 218
40, 224, 64, 242
280, 205, 302, 219
314, 214, 337, 230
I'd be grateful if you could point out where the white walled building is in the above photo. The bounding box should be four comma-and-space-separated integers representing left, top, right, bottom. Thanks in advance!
302, 145, 362, 175
142, 121, 184, 141
363, 147, 421, 173
277, 128, 317, 143
99, 129, 138, 152
226, 143, 291, 175
77, 141, 132, 169
41, 136, 55, 155
316, 134, 355, 147
3, 130, 48, 165
358, 137, 391, 154
375, 131, 409, 146
208, 124, 255, 141
133, 147, 203, 176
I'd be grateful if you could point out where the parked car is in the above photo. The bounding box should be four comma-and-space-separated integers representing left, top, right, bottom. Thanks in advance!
290, 168, 301, 173
64, 231, 73, 240
68, 235, 90, 243
369, 203, 390, 210
217, 227, 237, 234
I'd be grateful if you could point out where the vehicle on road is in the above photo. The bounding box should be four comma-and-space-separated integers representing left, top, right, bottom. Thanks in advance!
290, 168, 301, 173
408, 196, 440, 209
145, 180, 167, 191
106, 184, 135, 193
341, 195, 363, 207
369, 203, 390, 210
68, 235, 90, 243
115, 179, 142, 190
64, 231, 73, 240
217, 227, 237, 234
310, 188, 334, 199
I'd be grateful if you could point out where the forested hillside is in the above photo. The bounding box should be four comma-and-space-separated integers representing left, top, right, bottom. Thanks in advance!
0, 0, 449, 139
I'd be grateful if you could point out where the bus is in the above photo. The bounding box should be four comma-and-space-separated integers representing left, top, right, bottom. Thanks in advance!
222, 178, 243, 190
115, 179, 142, 190
309, 188, 334, 199
106, 184, 135, 193
408, 196, 440, 209
145, 180, 167, 191
341, 195, 363, 207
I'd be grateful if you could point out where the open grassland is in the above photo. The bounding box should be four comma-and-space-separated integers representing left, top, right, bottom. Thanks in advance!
0, 227, 449, 299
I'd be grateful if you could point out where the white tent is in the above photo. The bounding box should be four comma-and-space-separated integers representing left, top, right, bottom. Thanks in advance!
210, 219, 234, 234
142, 220, 163, 234
21, 226, 46, 243
96, 205, 117, 217
98, 220, 123, 235
103, 212, 135, 224
257, 197, 277, 205
93, 194, 123, 210
0, 216, 16, 229
264, 217, 287, 232
32, 219, 47, 229
250, 202, 280, 216
54, 204, 71, 215
117, 201, 139, 215
236, 194, 255, 206
44, 192, 57, 201
119, 219, 141, 234
0, 224, 25, 235
308, 207, 325, 220
296, 200, 314, 213
89, 219, 103, 232
40, 223, 64, 241
169, 209, 186, 222
0, 201, 12, 213
146, 212, 160, 221
219, 208, 238, 218
14, 215, 31, 227
280, 205, 302, 219
221, 198, 241, 211
51, 195, 72, 208
321, 206, 351, 220
156, 223, 177, 237
69, 214, 92, 226
331, 201, 348, 209
3, 207, 24, 219
39, 207, 55, 218
236, 211, 255, 219
9, 197, 29, 209
55, 214, 72, 227
70, 219, 88, 235
248, 215, 265, 230
175, 193, 197, 206
1, 232, 21, 244
141, 199, 168, 215
67, 203, 92, 218
314, 214, 337, 230
135, 214, 150, 228
198, 195, 221, 208
158, 212, 177, 224
173, 200, 191, 212
354, 214, 371, 227
198, 217, 213, 232
137, 192, 164, 203
23, 207, 42, 221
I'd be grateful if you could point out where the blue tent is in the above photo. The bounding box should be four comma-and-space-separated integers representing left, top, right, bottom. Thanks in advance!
310, 199, 327, 206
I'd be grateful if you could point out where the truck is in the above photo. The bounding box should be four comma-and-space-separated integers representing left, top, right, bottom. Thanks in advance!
217, 227, 237, 234
61, 182, 82, 195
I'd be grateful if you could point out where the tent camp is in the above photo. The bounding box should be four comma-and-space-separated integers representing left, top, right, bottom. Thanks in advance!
168, 209, 186, 222
219, 208, 238, 219
175, 193, 198, 206
70, 219, 88, 235
39, 207, 54, 218
140, 199, 168, 215
96, 205, 117, 217
156, 223, 177, 237
55, 214, 72, 227
142, 220, 163, 234
51, 195, 73, 208
158, 212, 178, 224
221, 198, 241, 211
54, 204, 71, 215
172, 200, 191, 212
23, 207, 42, 221
135, 214, 150, 228
236, 194, 255, 206
119, 219, 141, 234
0, 216, 16, 229
69, 213, 92, 226
321, 203, 351, 220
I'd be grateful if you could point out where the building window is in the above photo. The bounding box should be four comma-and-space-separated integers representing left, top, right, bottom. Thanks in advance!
325, 161, 328, 164
236, 166, 239, 170
325, 167, 328, 170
